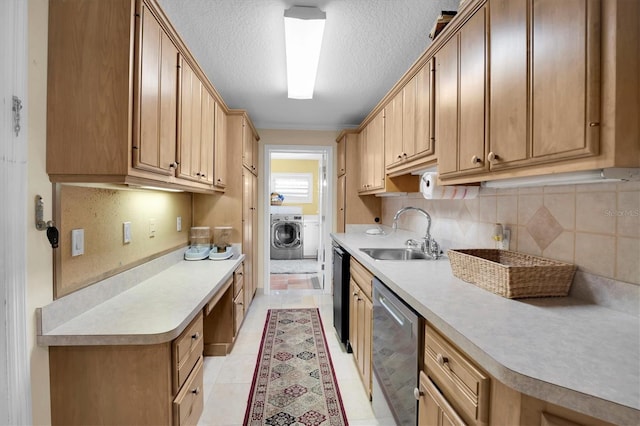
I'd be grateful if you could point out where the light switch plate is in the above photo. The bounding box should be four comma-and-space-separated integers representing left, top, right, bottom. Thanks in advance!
71, 229, 84, 256
177, 216, 182, 232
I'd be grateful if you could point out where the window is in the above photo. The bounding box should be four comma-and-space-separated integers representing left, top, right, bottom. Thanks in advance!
271, 173, 313, 203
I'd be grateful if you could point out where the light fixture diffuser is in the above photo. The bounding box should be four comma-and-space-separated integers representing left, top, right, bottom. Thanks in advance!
284, 6, 326, 99
481, 168, 639, 188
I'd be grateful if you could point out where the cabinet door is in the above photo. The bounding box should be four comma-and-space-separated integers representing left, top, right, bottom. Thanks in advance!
418, 371, 466, 426
415, 60, 435, 159
402, 75, 417, 159
242, 118, 257, 174
363, 295, 373, 397
489, 0, 528, 169
458, 6, 487, 173
242, 170, 253, 301
134, 4, 178, 176
368, 111, 385, 191
251, 173, 258, 298
436, 35, 459, 176
358, 129, 368, 192
200, 89, 215, 185
385, 92, 403, 168
531, 0, 600, 161
178, 59, 203, 181
337, 174, 345, 232
214, 102, 227, 188
349, 280, 359, 359
337, 135, 346, 176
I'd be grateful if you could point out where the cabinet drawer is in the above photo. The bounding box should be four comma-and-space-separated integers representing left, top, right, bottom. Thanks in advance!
173, 356, 204, 426
173, 312, 204, 393
233, 264, 244, 297
350, 258, 373, 299
425, 325, 489, 426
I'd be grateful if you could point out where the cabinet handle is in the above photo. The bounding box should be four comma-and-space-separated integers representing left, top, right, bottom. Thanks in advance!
436, 353, 449, 367
471, 155, 482, 165
413, 387, 423, 400
589, 122, 600, 127
200, 173, 206, 178
191, 332, 200, 340
191, 386, 201, 395
403, 153, 407, 158
487, 152, 499, 163
169, 161, 178, 169
397, 155, 402, 159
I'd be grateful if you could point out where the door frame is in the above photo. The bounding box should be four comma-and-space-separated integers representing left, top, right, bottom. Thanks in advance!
262, 144, 334, 295
1, 0, 32, 423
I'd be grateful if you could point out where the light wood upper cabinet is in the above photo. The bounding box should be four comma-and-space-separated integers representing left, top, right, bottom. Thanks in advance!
385, 60, 436, 176
488, 0, 601, 172
242, 118, 259, 175
337, 174, 346, 233
214, 102, 227, 189
134, 2, 178, 176
358, 110, 385, 193
46, 0, 229, 193
437, 6, 487, 179
337, 135, 347, 177
530, 0, 600, 161
414, 60, 436, 163
178, 59, 218, 186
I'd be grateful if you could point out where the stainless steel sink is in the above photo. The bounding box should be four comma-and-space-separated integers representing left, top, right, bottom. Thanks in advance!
359, 247, 432, 261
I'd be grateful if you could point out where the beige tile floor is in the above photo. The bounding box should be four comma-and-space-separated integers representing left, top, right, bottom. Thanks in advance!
197, 290, 381, 426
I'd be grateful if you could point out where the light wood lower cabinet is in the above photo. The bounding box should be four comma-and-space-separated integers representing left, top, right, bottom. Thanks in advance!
422, 323, 618, 426
203, 264, 247, 356
424, 324, 490, 426
418, 371, 466, 426
49, 312, 204, 425
173, 357, 204, 426
349, 258, 373, 399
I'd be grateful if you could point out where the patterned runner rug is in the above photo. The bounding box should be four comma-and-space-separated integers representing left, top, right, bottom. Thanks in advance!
244, 308, 349, 426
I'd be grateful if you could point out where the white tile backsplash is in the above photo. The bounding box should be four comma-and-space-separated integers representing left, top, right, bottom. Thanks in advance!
381, 184, 640, 286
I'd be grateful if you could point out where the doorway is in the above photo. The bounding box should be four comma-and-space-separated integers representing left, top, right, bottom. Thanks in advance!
263, 145, 333, 294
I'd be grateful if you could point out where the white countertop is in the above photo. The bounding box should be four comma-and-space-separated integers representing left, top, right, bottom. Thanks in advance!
332, 229, 640, 425
38, 255, 244, 346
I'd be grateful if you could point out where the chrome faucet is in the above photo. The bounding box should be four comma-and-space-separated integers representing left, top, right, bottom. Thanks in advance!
392, 206, 442, 259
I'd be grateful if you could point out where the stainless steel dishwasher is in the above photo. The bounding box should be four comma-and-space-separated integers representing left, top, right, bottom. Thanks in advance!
372, 277, 420, 426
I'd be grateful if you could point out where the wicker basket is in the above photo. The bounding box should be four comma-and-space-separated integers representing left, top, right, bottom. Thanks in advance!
447, 249, 576, 299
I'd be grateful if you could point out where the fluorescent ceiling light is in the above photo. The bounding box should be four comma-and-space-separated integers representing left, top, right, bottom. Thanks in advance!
284, 6, 326, 99
482, 168, 639, 188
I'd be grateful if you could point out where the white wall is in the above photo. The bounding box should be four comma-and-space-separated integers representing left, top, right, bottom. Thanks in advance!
27, 0, 53, 423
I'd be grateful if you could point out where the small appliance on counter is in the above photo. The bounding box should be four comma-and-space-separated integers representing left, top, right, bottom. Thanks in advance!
184, 226, 211, 261
209, 226, 233, 260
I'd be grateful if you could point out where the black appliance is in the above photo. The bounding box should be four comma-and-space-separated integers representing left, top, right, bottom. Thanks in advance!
372, 277, 420, 426
332, 242, 351, 352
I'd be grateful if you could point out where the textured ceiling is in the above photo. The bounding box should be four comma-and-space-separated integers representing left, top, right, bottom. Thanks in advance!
157, 0, 460, 130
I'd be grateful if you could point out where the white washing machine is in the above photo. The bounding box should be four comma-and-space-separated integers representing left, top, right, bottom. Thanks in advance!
270, 214, 303, 260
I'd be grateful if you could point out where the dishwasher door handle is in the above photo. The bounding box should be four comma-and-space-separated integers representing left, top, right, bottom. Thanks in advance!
379, 294, 405, 327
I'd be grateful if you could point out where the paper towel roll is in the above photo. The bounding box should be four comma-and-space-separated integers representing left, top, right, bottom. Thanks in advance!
420, 172, 479, 200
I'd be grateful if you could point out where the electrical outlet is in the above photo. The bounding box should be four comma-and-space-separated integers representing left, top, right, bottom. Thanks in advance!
149, 218, 156, 238
71, 229, 84, 256
177, 216, 182, 232
123, 222, 131, 244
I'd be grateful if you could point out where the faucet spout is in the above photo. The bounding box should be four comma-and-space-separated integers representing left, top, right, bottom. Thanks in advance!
392, 206, 441, 259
